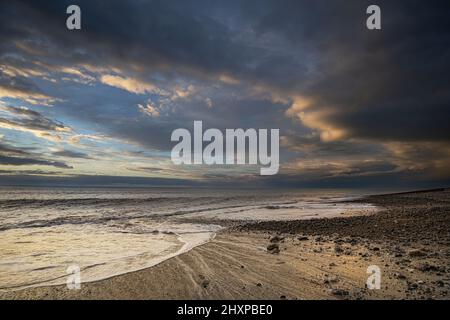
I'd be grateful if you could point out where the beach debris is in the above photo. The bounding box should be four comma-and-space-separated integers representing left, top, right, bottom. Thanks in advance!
297, 236, 309, 241
267, 243, 280, 254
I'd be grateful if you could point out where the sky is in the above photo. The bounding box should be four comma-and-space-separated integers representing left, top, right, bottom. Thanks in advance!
0, 0, 449, 188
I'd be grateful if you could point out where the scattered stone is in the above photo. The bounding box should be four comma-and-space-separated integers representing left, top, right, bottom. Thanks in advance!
334, 244, 344, 254
324, 276, 339, 284
407, 282, 418, 290
267, 243, 280, 254
331, 289, 349, 297
400, 259, 412, 264
417, 263, 446, 273
297, 236, 309, 241
436, 280, 445, 287
394, 273, 407, 280
269, 235, 284, 243
201, 280, 210, 289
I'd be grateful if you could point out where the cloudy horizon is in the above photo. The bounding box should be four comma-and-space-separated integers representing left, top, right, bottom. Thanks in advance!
1, 0, 449, 189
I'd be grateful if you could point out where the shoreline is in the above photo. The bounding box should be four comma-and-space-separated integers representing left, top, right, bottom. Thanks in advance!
1, 188, 449, 300
0, 227, 221, 293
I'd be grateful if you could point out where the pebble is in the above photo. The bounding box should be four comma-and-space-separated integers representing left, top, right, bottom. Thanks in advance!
269, 235, 284, 243
201, 280, 210, 289
331, 289, 349, 297
267, 243, 280, 254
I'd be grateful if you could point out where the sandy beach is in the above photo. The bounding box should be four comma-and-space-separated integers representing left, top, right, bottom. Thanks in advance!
1, 189, 449, 300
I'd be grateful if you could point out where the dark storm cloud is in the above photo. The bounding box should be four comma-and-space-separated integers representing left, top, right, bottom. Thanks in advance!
0, 169, 60, 175
2, 0, 448, 143
0, 74, 44, 96
281, 133, 387, 158
0, 72, 55, 104
51, 150, 91, 159
0, 0, 252, 76
1, 0, 449, 186
0, 140, 73, 169
0, 0, 309, 93
0, 155, 72, 168
0, 105, 69, 132
261, 0, 450, 142
0, 141, 29, 156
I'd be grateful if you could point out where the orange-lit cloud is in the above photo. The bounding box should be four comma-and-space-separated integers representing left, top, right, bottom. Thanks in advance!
100, 74, 159, 94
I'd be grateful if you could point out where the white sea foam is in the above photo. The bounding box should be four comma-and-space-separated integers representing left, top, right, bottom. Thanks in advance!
0, 222, 220, 291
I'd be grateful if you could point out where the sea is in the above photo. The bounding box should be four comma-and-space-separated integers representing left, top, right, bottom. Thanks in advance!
0, 187, 378, 291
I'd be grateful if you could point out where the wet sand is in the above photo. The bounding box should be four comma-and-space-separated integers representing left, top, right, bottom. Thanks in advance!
1, 189, 449, 300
